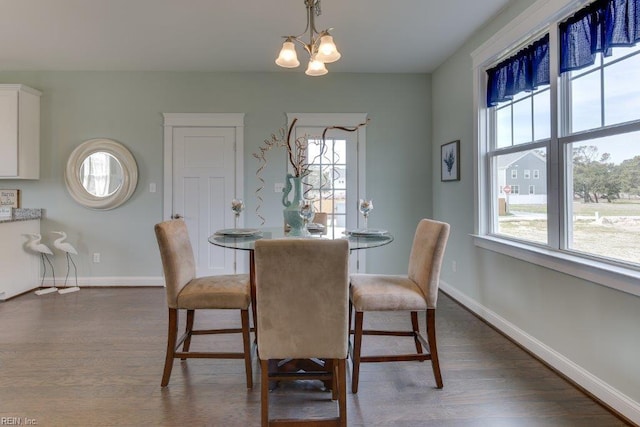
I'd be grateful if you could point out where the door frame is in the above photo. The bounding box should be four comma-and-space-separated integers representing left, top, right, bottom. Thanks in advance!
162, 113, 245, 221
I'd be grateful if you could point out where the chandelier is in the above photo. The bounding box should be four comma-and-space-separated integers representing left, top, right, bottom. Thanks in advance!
275, 0, 341, 76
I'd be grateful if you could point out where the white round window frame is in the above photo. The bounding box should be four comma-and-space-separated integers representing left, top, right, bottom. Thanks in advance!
65, 138, 138, 210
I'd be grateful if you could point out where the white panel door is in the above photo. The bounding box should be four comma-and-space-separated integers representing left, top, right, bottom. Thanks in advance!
172, 127, 236, 276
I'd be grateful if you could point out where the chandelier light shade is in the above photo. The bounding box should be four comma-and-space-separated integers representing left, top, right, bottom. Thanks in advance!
305, 58, 328, 76
275, 0, 341, 76
275, 40, 300, 68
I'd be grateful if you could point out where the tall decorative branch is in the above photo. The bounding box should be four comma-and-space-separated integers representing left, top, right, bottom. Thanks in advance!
252, 118, 369, 225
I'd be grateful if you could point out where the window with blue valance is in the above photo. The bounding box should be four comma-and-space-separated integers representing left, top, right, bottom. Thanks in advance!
559, 0, 640, 73
486, 34, 550, 107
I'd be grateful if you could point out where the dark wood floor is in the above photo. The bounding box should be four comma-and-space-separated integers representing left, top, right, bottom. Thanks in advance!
0, 287, 629, 426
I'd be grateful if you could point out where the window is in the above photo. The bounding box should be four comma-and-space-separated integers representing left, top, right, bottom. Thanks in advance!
473, 0, 640, 295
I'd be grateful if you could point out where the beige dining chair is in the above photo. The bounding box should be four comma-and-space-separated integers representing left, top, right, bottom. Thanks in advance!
349, 218, 450, 393
254, 238, 349, 427
284, 211, 328, 233
154, 219, 253, 388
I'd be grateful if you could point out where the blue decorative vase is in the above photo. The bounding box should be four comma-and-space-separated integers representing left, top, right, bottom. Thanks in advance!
282, 173, 305, 236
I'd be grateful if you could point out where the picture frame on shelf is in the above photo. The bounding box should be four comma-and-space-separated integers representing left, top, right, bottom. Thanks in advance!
0, 189, 20, 208
441, 140, 460, 182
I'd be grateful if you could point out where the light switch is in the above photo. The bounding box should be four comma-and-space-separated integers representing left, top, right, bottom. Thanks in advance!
149, 182, 157, 193
274, 183, 285, 193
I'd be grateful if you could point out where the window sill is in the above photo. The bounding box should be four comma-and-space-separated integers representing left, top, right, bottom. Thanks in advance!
472, 234, 640, 297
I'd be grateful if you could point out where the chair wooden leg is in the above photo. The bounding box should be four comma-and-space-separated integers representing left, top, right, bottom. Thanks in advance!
326, 359, 337, 400
427, 308, 443, 388
241, 309, 253, 389
181, 309, 195, 360
161, 308, 178, 387
411, 311, 424, 355
351, 311, 364, 394
260, 359, 269, 427
337, 359, 347, 427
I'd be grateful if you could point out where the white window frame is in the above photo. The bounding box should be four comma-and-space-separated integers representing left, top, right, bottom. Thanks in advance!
286, 113, 368, 273
471, 0, 640, 297
524, 169, 531, 179
529, 185, 535, 194
533, 169, 540, 179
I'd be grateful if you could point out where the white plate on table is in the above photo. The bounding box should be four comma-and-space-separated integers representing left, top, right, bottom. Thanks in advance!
215, 228, 261, 237
344, 229, 388, 237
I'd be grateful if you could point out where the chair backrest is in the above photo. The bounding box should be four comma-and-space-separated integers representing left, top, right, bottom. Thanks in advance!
312, 212, 328, 226
254, 238, 350, 360
407, 219, 450, 309
154, 220, 197, 308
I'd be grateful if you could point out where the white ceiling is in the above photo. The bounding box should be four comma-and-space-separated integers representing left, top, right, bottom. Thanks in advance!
0, 0, 511, 73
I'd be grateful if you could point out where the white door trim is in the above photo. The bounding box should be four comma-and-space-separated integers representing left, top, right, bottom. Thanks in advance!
162, 113, 245, 221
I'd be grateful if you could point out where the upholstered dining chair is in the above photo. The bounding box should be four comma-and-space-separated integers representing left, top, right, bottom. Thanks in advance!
254, 239, 349, 427
154, 219, 253, 388
349, 218, 450, 393
284, 212, 328, 233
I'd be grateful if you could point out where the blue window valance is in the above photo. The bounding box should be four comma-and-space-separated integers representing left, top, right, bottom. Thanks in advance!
486, 34, 550, 107
560, 0, 640, 73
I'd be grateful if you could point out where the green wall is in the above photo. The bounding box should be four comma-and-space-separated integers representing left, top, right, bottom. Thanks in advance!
431, 0, 640, 409
0, 71, 431, 279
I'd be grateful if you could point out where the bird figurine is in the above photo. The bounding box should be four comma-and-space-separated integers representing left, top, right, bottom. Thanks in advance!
52, 231, 80, 294
24, 233, 57, 295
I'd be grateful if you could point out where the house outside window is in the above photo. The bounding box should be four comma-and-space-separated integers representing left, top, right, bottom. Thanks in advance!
524, 169, 531, 179
473, 0, 640, 296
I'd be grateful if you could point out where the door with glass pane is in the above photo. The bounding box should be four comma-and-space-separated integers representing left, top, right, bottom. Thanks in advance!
288, 113, 367, 272
296, 129, 353, 237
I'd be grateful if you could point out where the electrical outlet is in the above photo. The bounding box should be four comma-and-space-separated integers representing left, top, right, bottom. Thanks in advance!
452, 260, 457, 273
93, 253, 101, 263
149, 182, 157, 193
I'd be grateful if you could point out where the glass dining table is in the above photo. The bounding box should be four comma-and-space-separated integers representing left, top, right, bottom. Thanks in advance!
209, 226, 394, 322
208, 226, 393, 389
208, 226, 394, 252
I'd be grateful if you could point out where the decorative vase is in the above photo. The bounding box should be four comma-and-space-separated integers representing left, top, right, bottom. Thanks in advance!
282, 173, 305, 236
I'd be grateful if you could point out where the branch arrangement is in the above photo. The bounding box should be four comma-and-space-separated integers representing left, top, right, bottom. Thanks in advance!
252, 118, 369, 225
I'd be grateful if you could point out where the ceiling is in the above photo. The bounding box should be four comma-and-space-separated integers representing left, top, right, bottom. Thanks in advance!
0, 0, 511, 74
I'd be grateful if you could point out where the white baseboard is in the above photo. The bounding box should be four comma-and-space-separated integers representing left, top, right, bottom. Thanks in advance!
440, 280, 640, 425
41, 276, 164, 287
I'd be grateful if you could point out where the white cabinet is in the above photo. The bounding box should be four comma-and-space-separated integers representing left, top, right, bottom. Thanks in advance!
0, 84, 41, 179
0, 219, 40, 300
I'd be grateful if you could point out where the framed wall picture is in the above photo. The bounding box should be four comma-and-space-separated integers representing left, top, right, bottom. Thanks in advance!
0, 189, 20, 208
441, 140, 460, 182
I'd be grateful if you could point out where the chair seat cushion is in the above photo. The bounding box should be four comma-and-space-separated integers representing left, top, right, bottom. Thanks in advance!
350, 274, 427, 311
177, 274, 250, 309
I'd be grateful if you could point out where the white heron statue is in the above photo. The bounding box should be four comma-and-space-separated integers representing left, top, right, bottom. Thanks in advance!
52, 231, 80, 294
25, 233, 57, 295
